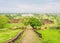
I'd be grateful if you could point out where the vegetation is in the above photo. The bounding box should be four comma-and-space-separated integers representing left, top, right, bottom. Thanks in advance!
23, 17, 42, 29
0, 13, 60, 43
0, 29, 22, 43
0, 15, 9, 28
29, 17, 42, 29
36, 28, 60, 43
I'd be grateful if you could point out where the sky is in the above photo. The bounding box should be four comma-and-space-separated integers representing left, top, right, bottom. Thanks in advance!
0, 0, 60, 13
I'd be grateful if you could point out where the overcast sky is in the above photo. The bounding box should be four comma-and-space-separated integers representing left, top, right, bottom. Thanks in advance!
0, 0, 60, 13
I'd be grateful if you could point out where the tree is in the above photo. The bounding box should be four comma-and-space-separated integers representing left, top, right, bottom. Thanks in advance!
22, 17, 42, 29
29, 17, 42, 29
6, 14, 13, 19
0, 15, 9, 28
22, 16, 30, 26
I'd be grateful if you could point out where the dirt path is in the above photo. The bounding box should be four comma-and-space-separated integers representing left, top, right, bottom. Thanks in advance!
20, 29, 42, 43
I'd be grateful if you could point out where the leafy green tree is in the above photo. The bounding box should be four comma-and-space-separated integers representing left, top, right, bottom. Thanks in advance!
22, 17, 42, 29
0, 15, 9, 28
29, 17, 42, 29
6, 14, 13, 19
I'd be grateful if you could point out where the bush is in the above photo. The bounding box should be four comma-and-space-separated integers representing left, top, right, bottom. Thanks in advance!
22, 17, 42, 29
29, 17, 42, 29
0, 15, 9, 28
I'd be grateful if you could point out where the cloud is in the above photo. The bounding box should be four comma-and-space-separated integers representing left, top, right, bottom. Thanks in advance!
0, 1, 60, 13
17, 2, 60, 13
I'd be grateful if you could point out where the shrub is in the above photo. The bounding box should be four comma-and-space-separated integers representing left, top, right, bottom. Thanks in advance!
0, 15, 9, 28
29, 17, 42, 29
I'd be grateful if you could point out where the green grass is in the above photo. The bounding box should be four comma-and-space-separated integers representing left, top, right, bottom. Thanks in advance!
4, 23, 25, 28
0, 29, 22, 43
36, 29, 60, 43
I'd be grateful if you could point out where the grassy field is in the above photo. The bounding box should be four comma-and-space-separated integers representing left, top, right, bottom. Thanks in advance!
36, 29, 60, 43
4, 23, 25, 29
0, 29, 22, 43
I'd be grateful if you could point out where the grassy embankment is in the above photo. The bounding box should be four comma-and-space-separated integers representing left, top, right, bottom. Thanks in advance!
36, 28, 60, 43
0, 23, 24, 43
